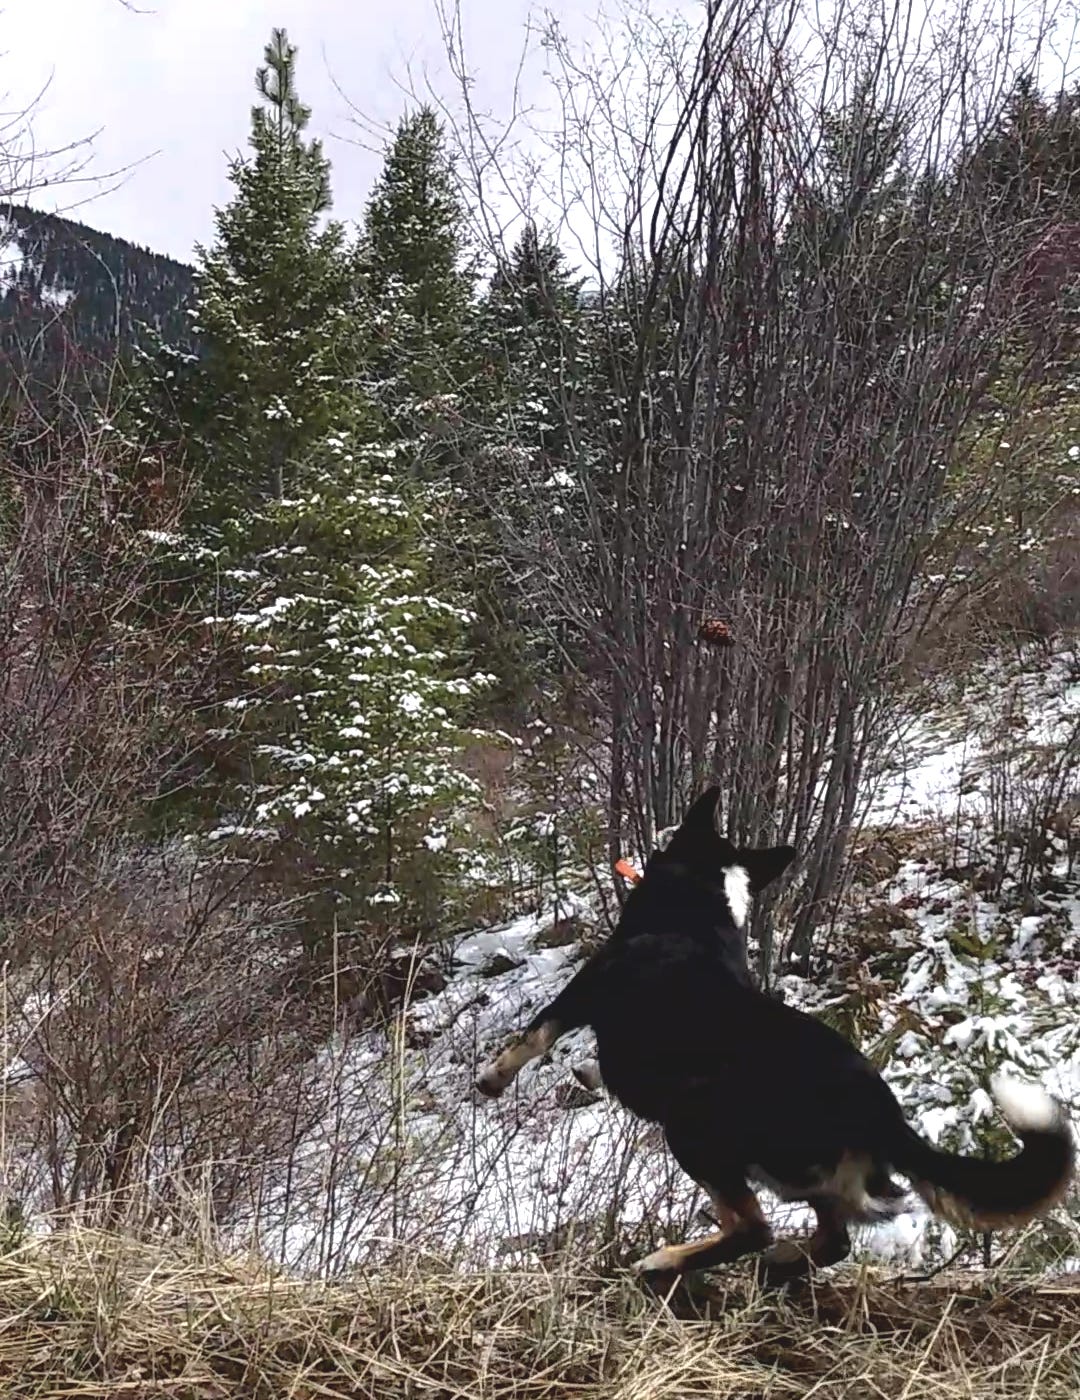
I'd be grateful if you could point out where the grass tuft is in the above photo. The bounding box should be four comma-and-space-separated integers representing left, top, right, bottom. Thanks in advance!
0, 1231, 1076, 1397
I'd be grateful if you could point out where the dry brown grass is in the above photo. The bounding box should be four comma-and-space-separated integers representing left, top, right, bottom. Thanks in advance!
0, 1230, 1077, 1398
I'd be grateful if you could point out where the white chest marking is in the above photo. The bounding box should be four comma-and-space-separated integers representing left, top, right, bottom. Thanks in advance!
723, 865, 751, 928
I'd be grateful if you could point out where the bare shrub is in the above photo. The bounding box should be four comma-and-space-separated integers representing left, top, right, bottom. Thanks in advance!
5, 847, 323, 1227
244, 1003, 703, 1278
440, 0, 1080, 973
963, 505, 1080, 660
0, 411, 331, 1230
980, 696, 1080, 901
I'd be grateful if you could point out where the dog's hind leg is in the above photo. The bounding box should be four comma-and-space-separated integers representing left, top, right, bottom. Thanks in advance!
756, 1199, 852, 1288
635, 1184, 773, 1277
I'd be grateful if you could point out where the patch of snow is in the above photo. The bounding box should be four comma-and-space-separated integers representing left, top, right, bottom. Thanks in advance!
39, 283, 74, 311
0, 220, 30, 284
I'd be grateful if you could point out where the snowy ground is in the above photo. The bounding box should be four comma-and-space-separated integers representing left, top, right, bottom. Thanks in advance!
259, 650, 1080, 1278
864, 648, 1080, 827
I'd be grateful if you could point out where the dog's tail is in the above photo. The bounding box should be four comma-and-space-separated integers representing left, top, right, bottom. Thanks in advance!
893, 1077, 1074, 1230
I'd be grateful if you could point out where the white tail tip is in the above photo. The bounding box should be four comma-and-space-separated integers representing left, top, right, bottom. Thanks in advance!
991, 1075, 1063, 1135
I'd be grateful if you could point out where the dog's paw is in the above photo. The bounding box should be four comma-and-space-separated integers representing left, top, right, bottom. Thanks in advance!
632, 1245, 681, 1277
571, 1059, 603, 1092
476, 1062, 510, 1098
754, 1242, 811, 1290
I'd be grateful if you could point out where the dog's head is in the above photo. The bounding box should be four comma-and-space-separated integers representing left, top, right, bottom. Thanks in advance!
650, 786, 795, 928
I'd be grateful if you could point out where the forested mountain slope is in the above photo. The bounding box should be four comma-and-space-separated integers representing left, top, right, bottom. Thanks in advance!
0, 203, 194, 400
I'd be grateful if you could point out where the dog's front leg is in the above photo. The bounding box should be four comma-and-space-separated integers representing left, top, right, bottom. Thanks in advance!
476, 1011, 562, 1098
476, 955, 604, 1098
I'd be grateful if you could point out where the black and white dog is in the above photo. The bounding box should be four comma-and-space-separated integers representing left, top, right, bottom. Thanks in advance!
477, 788, 1074, 1283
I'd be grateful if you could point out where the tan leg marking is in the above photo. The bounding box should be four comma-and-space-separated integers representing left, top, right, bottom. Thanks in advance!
635, 1190, 772, 1275
476, 1018, 561, 1098
704, 1192, 740, 1233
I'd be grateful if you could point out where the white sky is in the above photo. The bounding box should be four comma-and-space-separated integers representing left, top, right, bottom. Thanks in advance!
3, 0, 1076, 268
0, 0, 583, 262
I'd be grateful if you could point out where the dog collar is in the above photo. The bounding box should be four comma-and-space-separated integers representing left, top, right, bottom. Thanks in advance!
614, 858, 642, 885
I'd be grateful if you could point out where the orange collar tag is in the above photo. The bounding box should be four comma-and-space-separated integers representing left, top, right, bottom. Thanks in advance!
614, 857, 642, 885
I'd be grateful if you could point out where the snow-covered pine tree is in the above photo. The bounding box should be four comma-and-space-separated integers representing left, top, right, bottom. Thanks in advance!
354, 105, 521, 734
356, 106, 474, 475
226, 445, 492, 940
130, 34, 492, 948
478, 221, 584, 513
136, 28, 359, 520
469, 222, 587, 712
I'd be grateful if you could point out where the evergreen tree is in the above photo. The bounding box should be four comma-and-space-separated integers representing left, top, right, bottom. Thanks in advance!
222, 441, 491, 939
354, 106, 517, 729
137, 28, 359, 518
357, 107, 474, 464
480, 221, 584, 476
970, 77, 1080, 225
130, 36, 492, 949
467, 223, 586, 710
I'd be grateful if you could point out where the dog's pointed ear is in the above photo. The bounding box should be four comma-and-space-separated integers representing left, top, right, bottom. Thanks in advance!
665, 787, 738, 863
678, 786, 723, 836
739, 844, 796, 893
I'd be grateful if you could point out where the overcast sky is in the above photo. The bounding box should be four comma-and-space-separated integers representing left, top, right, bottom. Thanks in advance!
2, 0, 580, 262
6, 1, 1075, 268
